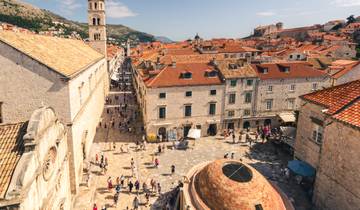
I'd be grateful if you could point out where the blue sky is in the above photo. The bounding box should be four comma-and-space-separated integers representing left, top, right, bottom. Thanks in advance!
24, 0, 360, 41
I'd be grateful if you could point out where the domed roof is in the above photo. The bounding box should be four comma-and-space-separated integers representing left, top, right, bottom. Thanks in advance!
194, 159, 290, 210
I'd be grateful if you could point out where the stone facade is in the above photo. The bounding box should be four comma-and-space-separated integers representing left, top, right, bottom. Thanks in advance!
0, 107, 72, 210
143, 85, 224, 138
0, 40, 108, 193
223, 78, 257, 130
253, 77, 329, 127
313, 120, 360, 210
293, 101, 324, 168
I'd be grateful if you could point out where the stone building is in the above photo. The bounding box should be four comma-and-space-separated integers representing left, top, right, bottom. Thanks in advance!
216, 59, 258, 130
0, 107, 72, 210
249, 62, 329, 128
0, 30, 109, 193
181, 159, 294, 210
294, 80, 360, 210
133, 61, 224, 138
88, 0, 107, 55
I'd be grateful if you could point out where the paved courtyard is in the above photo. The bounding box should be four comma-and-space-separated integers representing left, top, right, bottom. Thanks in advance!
74, 136, 313, 210
73, 83, 313, 210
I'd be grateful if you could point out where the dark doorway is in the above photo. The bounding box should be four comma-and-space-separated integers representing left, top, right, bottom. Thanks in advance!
183, 125, 191, 137
243, 121, 250, 129
207, 124, 217, 136
264, 119, 272, 126
227, 122, 235, 130
158, 127, 167, 139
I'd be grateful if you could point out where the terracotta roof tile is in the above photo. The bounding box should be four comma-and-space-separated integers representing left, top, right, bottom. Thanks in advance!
0, 30, 104, 78
251, 62, 327, 80
145, 63, 222, 88
302, 80, 360, 128
0, 122, 27, 198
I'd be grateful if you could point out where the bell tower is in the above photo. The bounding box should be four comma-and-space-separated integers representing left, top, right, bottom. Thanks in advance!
88, 0, 107, 56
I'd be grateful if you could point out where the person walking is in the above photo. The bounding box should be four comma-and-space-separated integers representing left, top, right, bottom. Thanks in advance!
150, 179, 156, 192
128, 181, 134, 193
133, 196, 139, 210
142, 182, 148, 193
107, 177, 113, 192
154, 158, 159, 168
158, 145, 162, 153
171, 165, 175, 175
232, 133, 236, 144
113, 192, 119, 207
93, 203, 98, 210
157, 183, 161, 195
135, 180, 140, 192
120, 175, 125, 187
95, 154, 99, 165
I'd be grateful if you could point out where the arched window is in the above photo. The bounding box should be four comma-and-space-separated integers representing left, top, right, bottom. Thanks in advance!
94, 33, 101, 40
92, 18, 96, 25
89, 2, 92, 9
97, 18, 101, 25
94, 2, 97, 9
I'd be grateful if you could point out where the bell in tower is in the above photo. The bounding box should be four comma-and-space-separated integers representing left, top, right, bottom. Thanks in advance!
88, 0, 107, 56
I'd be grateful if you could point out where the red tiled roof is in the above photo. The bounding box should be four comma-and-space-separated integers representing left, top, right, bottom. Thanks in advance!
251, 62, 327, 80
107, 44, 123, 59
330, 60, 360, 79
0, 122, 27, 198
301, 80, 360, 128
145, 63, 222, 88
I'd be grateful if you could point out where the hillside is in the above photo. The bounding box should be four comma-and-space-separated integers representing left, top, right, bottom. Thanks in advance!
0, 0, 156, 43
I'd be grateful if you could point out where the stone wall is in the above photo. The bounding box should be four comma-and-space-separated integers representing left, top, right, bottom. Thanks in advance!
313, 120, 360, 210
5, 107, 72, 210
67, 59, 108, 193
294, 101, 324, 169
0, 41, 71, 123
255, 77, 329, 119
144, 85, 225, 136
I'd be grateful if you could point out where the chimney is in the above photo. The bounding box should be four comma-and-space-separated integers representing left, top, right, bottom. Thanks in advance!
172, 61, 176, 68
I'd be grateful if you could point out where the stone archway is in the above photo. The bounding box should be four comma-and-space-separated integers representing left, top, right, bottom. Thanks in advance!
243, 121, 250, 129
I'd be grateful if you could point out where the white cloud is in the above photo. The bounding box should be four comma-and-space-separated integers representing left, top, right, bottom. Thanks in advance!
333, 0, 360, 7
256, 11, 276, 17
106, 0, 137, 18
62, 0, 81, 10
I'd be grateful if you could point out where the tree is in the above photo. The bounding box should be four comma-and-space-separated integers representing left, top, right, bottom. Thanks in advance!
347, 15, 356, 25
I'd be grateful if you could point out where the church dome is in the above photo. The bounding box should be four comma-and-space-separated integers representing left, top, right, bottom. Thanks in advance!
192, 159, 292, 210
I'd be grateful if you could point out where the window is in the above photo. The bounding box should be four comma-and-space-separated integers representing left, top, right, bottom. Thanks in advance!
94, 2, 97, 9
181, 72, 192, 79
184, 105, 192, 117
185, 91, 192, 97
289, 55, 293, 59
244, 109, 251, 116
284, 67, 290, 73
78, 86, 83, 105
297, 54, 301, 59
312, 83, 318, 91
97, 18, 101, 25
210, 90, 217, 95
245, 92, 252, 103
94, 33, 101, 40
209, 103, 216, 115
230, 79, 237, 87
92, 18, 96, 25
0, 102, 3, 123
265, 99, 273, 110
267, 85, 273, 92
159, 93, 166, 99
262, 68, 269, 74
229, 93, 236, 104
228, 110, 235, 117
289, 84, 296, 92
287, 98, 295, 109
246, 80, 253, 86
312, 124, 323, 144
89, 3, 92, 10
159, 107, 166, 119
